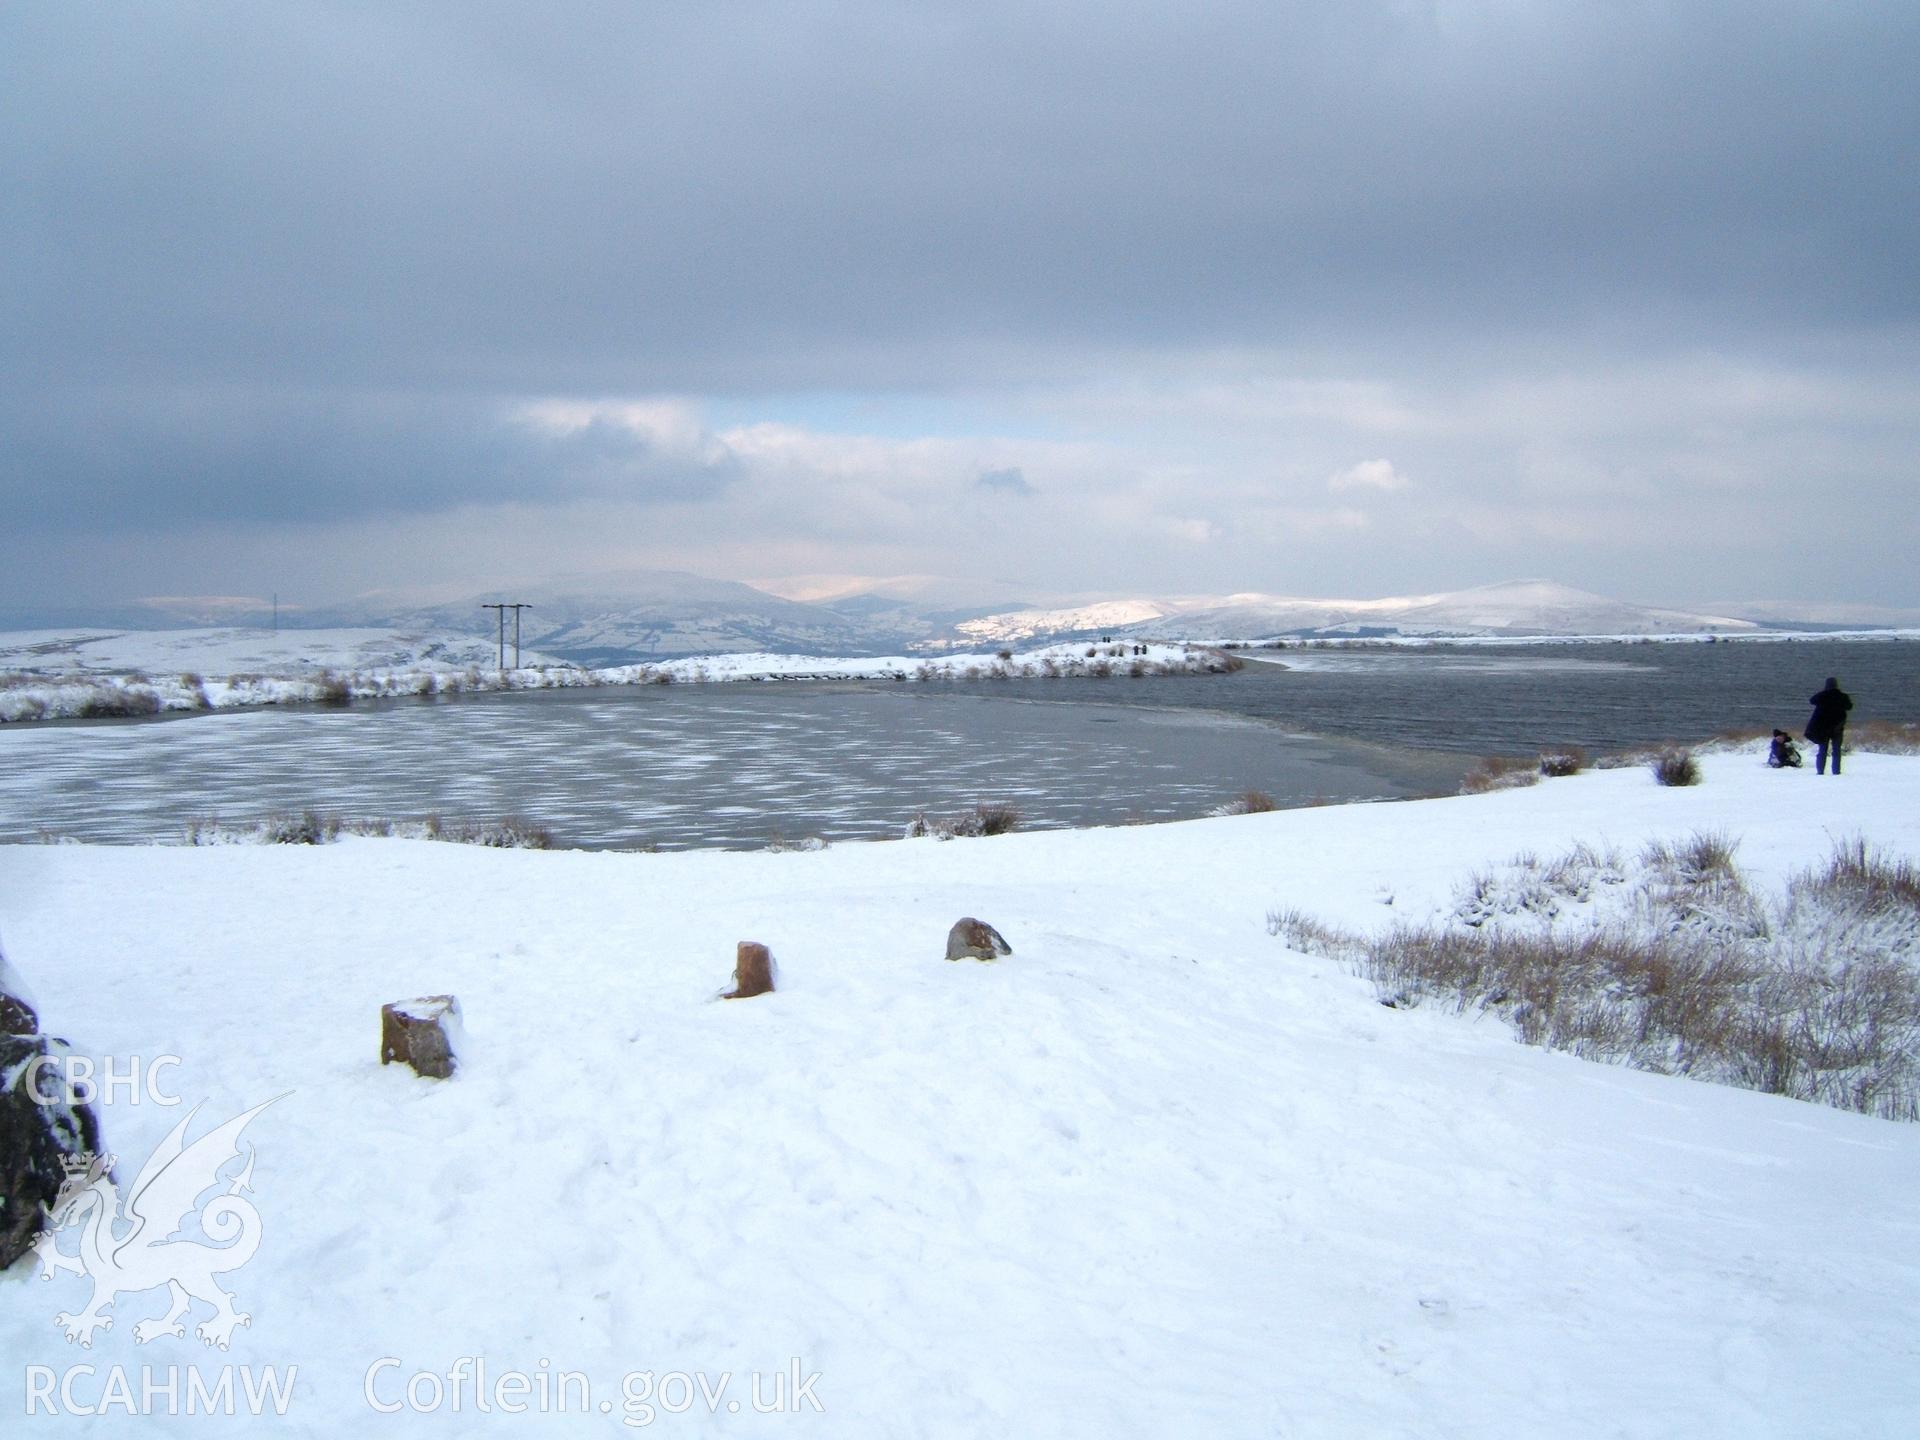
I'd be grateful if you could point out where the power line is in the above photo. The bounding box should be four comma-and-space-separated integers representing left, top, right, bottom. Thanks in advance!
480, 603, 532, 670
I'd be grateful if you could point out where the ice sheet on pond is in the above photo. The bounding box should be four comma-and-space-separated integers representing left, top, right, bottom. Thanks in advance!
0, 684, 1462, 848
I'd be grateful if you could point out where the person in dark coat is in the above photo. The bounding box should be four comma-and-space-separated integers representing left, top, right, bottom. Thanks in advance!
1805, 677, 1853, 775
1767, 729, 1802, 768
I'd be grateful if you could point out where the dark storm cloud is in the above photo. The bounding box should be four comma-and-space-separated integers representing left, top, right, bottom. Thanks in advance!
1, 388, 738, 532
1, 1, 1916, 589
6, 1, 1915, 395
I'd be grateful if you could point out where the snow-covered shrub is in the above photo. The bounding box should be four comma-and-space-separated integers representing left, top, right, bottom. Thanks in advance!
185, 812, 555, 848
764, 834, 830, 853
2, 693, 48, 722
430, 816, 555, 849
75, 685, 161, 719
1651, 750, 1702, 786
905, 801, 1022, 840
1537, 748, 1586, 778
185, 810, 338, 844
1273, 837, 1920, 1121
1451, 842, 1627, 927
1811, 836, 1920, 910
1266, 907, 1363, 964
312, 672, 353, 706
263, 810, 339, 844
956, 801, 1021, 836
1213, 790, 1279, 816
1460, 756, 1539, 794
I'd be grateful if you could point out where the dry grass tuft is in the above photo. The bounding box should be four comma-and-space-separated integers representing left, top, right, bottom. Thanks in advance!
76, 686, 162, 719
1271, 836, 1920, 1120
1642, 829, 1739, 883
764, 833, 831, 853
260, 810, 339, 845
1800, 835, 1920, 915
906, 800, 1024, 840
1853, 719, 1920, 755
1460, 756, 1541, 794
186, 812, 557, 849
430, 815, 556, 849
1217, 789, 1279, 815
312, 672, 354, 706
1651, 749, 1702, 786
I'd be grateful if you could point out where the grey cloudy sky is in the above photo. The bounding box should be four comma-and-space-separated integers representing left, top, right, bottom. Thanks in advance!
5, 1, 1917, 612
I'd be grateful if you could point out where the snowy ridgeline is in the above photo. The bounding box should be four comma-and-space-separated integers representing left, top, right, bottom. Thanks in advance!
4, 751, 1920, 1434
0, 629, 1231, 723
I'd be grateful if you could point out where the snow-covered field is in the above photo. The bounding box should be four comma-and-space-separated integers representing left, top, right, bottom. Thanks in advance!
0, 628, 1220, 723
4, 752, 1919, 1435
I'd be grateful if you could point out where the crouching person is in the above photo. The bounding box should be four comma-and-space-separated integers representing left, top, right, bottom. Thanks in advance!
1767, 729, 1802, 769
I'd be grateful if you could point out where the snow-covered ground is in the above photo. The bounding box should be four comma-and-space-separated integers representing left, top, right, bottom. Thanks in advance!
0, 628, 1219, 723
4, 752, 1919, 1434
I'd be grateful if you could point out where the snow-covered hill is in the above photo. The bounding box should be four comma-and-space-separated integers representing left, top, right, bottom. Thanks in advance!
0, 627, 556, 679
355, 569, 911, 665
1382, 579, 1757, 636
952, 599, 1167, 644
0, 574, 1851, 667
4, 753, 1918, 1434
1121, 580, 1756, 642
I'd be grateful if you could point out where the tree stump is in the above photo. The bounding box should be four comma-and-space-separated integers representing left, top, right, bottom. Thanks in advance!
380, 995, 462, 1079
724, 942, 776, 999
946, 918, 1012, 961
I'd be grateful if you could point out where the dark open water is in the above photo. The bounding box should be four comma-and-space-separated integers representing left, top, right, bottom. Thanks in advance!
977, 638, 1920, 757
0, 638, 1911, 848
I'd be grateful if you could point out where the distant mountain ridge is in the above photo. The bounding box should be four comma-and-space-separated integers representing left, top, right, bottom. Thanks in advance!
6, 573, 1886, 664
1121, 580, 1759, 644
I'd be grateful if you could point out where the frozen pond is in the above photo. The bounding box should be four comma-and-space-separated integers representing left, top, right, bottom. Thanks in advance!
4, 637, 1910, 850
0, 682, 1461, 848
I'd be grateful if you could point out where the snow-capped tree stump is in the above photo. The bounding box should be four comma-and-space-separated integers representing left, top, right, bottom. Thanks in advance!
380, 995, 462, 1079
946, 918, 1012, 961
723, 942, 775, 999
1, 949, 104, 1271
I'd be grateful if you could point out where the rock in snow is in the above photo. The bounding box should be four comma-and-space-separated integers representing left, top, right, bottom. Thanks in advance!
379, 995, 462, 1080
945, 917, 1013, 961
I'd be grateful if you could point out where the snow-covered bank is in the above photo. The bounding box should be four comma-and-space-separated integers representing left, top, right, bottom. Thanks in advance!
4, 755, 1919, 1434
0, 629, 1230, 724
1223, 627, 1920, 653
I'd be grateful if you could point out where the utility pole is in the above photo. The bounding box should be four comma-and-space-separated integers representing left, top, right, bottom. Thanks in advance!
480, 602, 532, 671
